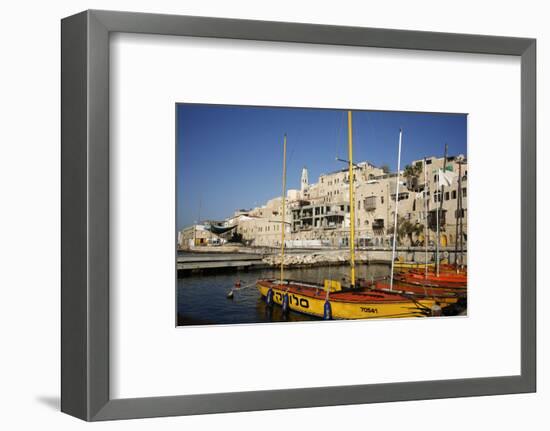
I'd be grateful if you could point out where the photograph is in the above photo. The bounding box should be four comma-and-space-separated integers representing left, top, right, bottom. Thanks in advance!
176, 104, 468, 325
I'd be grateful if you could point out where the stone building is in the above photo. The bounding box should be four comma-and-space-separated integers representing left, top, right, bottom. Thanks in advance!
235, 197, 292, 247
179, 155, 467, 250
178, 224, 222, 248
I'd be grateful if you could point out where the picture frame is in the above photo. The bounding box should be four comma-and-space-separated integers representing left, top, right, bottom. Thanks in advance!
61, 9, 536, 421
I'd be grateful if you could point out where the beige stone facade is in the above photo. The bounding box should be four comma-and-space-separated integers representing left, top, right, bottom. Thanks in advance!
179, 156, 467, 249
179, 225, 221, 248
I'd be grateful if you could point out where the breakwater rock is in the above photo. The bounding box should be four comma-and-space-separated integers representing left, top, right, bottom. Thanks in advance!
262, 251, 372, 267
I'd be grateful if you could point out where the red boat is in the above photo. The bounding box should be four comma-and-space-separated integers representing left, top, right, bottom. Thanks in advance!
370, 280, 463, 304
407, 264, 467, 276
394, 271, 467, 289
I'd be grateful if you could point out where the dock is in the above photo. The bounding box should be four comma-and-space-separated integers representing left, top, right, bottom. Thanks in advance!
177, 253, 266, 272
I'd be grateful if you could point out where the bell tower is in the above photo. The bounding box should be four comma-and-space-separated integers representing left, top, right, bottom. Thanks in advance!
301, 167, 309, 197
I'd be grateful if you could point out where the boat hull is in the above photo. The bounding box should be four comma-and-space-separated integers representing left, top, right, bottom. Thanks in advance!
394, 272, 467, 289
393, 262, 436, 269
373, 281, 460, 305
257, 280, 436, 319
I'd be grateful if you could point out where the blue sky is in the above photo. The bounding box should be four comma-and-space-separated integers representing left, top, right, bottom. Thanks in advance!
177, 104, 467, 229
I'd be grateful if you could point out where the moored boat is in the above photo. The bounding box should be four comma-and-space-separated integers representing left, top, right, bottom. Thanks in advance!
371, 280, 461, 305
405, 264, 466, 276
257, 279, 436, 319
394, 270, 467, 289
393, 261, 436, 270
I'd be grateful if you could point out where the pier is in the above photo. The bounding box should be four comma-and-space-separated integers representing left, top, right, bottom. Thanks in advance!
177, 253, 266, 273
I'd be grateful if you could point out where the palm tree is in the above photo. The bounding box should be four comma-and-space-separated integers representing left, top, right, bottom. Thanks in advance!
410, 222, 425, 246
403, 161, 423, 190
388, 216, 425, 246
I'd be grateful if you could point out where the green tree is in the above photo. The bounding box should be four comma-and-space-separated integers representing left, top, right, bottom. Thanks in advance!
405, 162, 422, 177
403, 162, 423, 191
388, 216, 425, 246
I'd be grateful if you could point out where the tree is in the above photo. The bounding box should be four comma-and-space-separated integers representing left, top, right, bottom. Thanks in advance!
403, 162, 423, 190
381, 164, 390, 174
404, 162, 422, 178
388, 215, 425, 246
410, 222, 425, 246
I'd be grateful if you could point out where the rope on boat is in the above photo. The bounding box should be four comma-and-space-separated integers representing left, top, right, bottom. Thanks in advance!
226, 280, 256, 299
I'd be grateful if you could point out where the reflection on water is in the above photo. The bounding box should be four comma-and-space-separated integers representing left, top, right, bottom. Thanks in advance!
177, 264, 390, 326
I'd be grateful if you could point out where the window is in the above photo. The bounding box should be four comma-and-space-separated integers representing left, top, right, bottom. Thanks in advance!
452, 190, 457, 199
381, 196, 384, 204
445, 191, 450, 201
462, 187, 467, 198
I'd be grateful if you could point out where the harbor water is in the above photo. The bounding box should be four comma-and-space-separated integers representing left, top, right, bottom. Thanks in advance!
177, 263, 391, 326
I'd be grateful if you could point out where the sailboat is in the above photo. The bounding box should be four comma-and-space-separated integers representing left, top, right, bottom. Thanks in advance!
371, 280, 461, 305
393, 261, 436, 270
393, 271, 466, 289
256, 112, 439, 320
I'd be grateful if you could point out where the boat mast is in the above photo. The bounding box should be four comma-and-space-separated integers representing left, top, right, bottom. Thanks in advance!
436, 144, 448, 277
389, 128, 403, 291
280, 134, 287, 286
454, 160, 460, 272
458, 159, 464, 270
347, 111, 356, 288
424, 157, 428, 280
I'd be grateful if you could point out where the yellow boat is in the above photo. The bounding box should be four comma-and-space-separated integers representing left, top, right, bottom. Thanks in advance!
257, 279, 436, 319
393, 258, 448, 270
393, 262, 436, 269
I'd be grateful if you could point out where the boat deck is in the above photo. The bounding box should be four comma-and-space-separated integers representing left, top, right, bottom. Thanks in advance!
257, 279, 415, 303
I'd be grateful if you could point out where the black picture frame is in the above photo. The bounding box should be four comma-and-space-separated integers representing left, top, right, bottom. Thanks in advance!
61, 9, 536, 421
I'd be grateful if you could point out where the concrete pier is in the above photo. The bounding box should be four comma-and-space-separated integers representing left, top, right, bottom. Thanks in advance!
177, 253, 266, 272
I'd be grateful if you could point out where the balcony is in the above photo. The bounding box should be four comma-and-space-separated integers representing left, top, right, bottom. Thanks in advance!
364, 197, 377, 211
